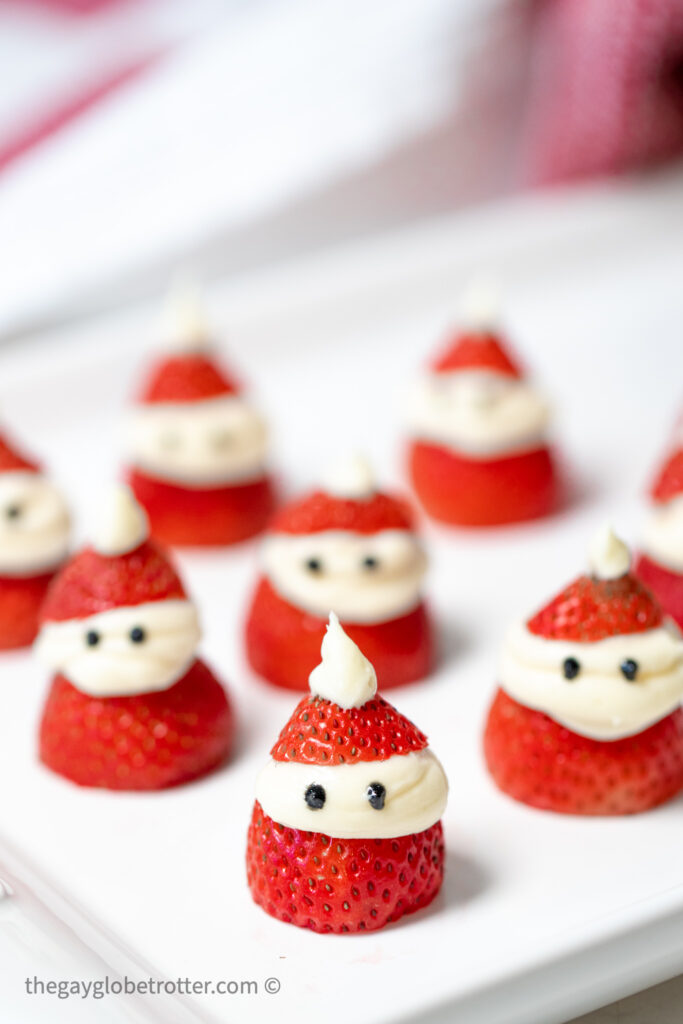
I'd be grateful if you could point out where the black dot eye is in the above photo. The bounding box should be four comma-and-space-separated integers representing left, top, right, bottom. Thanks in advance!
305, 558, 323, 573
85, 631, 100, 647
362, 556, 379, 571
563, 657, 580, 680
129, 626, 146, 644
5, 505, 21, 520
366, 782, 386, 810
304, 783, 326, 809
620, 659, 638, 682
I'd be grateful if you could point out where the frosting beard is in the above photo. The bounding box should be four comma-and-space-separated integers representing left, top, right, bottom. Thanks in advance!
261, 529, 427, 624
0, 471, 70, 576
36, 599, 200, 697
499, 621, 683, 740
255, 749, 448, 839
642, 495, 683, 573
125, 395, 269, 487
407, 369, 550, 458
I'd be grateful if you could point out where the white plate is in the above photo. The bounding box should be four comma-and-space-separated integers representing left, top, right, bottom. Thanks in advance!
2, 174, 683, 1024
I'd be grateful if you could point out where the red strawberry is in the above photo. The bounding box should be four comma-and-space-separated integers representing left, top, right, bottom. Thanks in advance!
138, 354, 239, 404
431, 332, 522, 377
484, 688, 683, 815
270, 694, 428, 766
246, 801, 444, 933
527, 573, 663, 642
128, 469, 275, 547
39, 658, 233, 790
635, 554, 683, 630
651, 448, 683, 504
408, 440, 558, 527
0, 571, 55, 650
270, 489, 415, 536
245, 577, 433, 691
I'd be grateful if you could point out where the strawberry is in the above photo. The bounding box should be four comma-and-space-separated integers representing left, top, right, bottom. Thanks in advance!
431, 332, 521, 377
0, 571, 55, 650
246, 801, 444, 933
39, 658, 233, 790
245, 577, 433, 691
138, 354, 239, 404
270, 489, 415, 536
527, 573, 663, 642
484, 688, 683, 815
651, 448, 683, 504
635, 554, 683, 630
408, 440, 558, 527
129, 469, 275, 547
270, 694, 428, 766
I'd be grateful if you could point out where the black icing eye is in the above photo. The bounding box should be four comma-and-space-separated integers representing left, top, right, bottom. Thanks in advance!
129, 626, 146, 644
305, 558, 323, 573
620, 659, 638, 682
5, 504, 21, 520
563, 657, 580, 681
366, 782, 386, 810
362, 556, 379, 571
304, 783, 326, 809
85, 630, 100, 647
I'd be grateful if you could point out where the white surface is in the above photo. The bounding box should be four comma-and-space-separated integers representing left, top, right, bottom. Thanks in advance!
2, 177, 683, 1024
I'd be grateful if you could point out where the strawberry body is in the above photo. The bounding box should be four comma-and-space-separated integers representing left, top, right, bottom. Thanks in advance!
408, 440, 558, 526
128, 468, 275, 547
246, 801, 444, 933
484, 688, 683, 815
0, 571, 56, 650
39, 658, 233, 790
635, 554, 683, 630
245, 576, 433, 691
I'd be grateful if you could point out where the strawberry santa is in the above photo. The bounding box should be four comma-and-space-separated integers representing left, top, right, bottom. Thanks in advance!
406, 284, 559, 526
0, 428, 70, 650
245, 455, 433, 691
484, 526, 683, 815
35, 486, 233, 789
247, 614, 448, 933
636, 432, 683, 629
125, 284, 275, 546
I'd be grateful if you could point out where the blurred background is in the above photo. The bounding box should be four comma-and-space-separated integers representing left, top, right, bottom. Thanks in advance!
1, 0, 682, 340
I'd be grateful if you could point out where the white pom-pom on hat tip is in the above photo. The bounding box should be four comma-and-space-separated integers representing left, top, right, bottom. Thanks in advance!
91, 484, 149, 557
161, 274, 211, 353
588, 523, 631, 581
321, 453, 375, 500
308, 612, 378, 709
458, 277, 501, 333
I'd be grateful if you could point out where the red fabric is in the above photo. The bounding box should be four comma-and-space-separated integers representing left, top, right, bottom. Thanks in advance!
41, 541, 186, 622
270, 490, 415, 536
0, 432, 40, 473
137, 353, 240, 404
430, 333, 522, 378
525, 0, 683, 184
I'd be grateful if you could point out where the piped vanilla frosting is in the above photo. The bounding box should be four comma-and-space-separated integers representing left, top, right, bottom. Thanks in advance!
308, 612, 377, 707
92, 484, 148, 556
0, 471, 70, 576
642, 495, 683, 573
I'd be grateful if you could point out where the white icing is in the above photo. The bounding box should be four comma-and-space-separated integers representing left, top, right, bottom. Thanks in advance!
0, 471, 70, 576
92, 484, 148, 556
125, 395, 268, 486
642, 494, 683, 573
255, 749, 448, 839
262, 529, 427, 624
321, 454, 375, 499
406, 369, 549, 458
499, 620, 683, 741
35, 599, 200, 697
588, 524, 630, 580
458, 278, 500, 332
308, 613, 377, 708
161, 277, 210, 352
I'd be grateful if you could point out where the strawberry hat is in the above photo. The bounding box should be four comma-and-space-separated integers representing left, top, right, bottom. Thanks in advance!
41, 485, 186, 624
650, 445, 683, 505
527, 526, 663, 643
431, 281, 522, 379
0, 429, 40, 473
269, 455, 415, 536
134, 281, 240, 407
